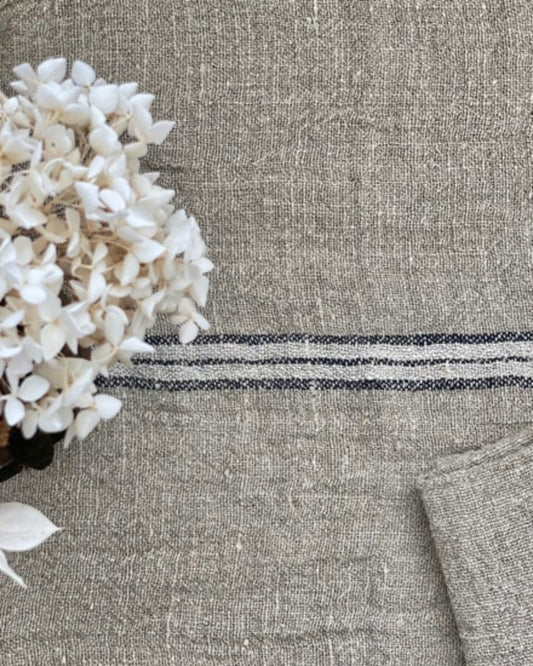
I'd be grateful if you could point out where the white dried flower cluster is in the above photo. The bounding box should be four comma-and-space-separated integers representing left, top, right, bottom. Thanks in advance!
0, 58, 213, 447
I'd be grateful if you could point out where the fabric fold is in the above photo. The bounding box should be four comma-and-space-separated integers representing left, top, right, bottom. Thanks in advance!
416, 426, 533, 665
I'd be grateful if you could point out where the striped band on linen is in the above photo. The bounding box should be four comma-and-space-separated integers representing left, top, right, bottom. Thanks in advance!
95, 333, 533, 392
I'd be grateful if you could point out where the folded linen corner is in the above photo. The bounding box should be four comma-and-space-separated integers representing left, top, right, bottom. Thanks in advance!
416, 426, 533, 666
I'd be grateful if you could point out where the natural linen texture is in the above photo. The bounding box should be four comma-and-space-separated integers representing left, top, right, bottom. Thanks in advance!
1, 1, 533, 665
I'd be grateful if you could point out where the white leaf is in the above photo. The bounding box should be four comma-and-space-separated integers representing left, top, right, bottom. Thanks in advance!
5, 397, 24, 425
18, 374, 50, 402
0, 549, 26, 588
94, 394, 122, 419
71, 60, 95, 87
0, 502, 61, 552
147, 120, 175, 145
75, 409, 101, 439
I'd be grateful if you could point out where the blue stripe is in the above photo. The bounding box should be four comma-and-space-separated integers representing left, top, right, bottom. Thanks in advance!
131, 355, 533, 368
145, 331, 533, 347
96, 375, 533, 392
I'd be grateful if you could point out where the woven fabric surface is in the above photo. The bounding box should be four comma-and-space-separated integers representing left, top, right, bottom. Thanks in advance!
0, 1, 533, 664
418, 426, 533, 664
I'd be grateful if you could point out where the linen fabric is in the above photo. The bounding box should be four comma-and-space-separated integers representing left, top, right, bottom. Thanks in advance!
0, 1, 532, 664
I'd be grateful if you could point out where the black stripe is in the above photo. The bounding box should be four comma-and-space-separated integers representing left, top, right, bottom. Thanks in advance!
145, 331, 533, 347
95, 375, 533, 392
130, 355, 533, 368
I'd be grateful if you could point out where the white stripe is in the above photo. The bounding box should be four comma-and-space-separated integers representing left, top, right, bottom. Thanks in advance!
112, 358, 533, 383
138, 340, 533, 363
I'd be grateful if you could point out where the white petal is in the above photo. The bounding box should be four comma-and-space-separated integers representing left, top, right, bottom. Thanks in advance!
193, 312, 210, 331
130, 93, 154, 110
100, 188, 125, 213
63, 422, 76, 449
124, 141, 148, 158
71, 60, 95, 87
0, 309, 25, 329
12, 62, 35, 83
129, 105, 153, 138
105, 311, 125, 347
89, 84, 119, 115
89, 105, 107, 130
37, 57, 66, 83
22, 409, 39, 439
41, 323, 67, 360
75, 408, 101, 439
147, 120, 175, 145
9, 81, 29, 95
35, 83, 64, 110
179, 320, 199, 344
39, 406, 73, 433
87, 271, 107, 302
18, 374, 50, 402
94, 394, 122, 419
7, 351, 32, 377
9, 203, 47, 229
89, 125, 120, 156
5, 397, 24, 425
92, 242, 108, 264
61, 103, 91, 126
131, 239, 166, 263
189, 275, 209, 307
127, 204, 156, 228
119, 253, 139, 286
193, 257, 215, 273
20, 284, 47, 305
119, 337, 154, 353
75, 181, 100, 213
13, 236, 33, 265
87, 155, 106, 179
90, 342, 113, 365
0, 549, 26, 588
0, 502, 61, 552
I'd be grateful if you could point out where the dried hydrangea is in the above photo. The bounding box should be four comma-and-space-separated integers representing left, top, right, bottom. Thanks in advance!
0, 57, 213, 449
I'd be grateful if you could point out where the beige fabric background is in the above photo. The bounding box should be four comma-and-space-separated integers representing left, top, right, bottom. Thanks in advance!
0, 1, 532, 664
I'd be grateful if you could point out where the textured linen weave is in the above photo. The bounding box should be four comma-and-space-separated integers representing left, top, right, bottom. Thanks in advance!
0, 1, 532, 665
